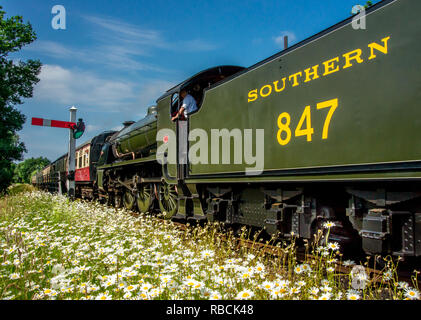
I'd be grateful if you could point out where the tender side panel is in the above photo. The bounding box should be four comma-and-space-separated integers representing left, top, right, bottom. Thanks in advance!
188, 0, 421, 178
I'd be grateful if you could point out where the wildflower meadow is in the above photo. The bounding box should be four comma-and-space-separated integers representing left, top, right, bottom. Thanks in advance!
0, 190, 419, 300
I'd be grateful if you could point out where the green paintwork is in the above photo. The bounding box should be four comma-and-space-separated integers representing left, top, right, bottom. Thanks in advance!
96, 154, 156, 191
97, 154, 156, 170
156, 0, 421, 184
113, 113, 157, 157
97, 169, 104, 189
183, 170, 421, 184
136, 183, 153, 213
157, 95, 178, 182
123, 191, 136, 210
158, 182, 178, 219
55, 156, 67, 173
74, 130, 84, 140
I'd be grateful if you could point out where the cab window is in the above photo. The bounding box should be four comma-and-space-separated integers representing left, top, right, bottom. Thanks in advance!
170, 92, 179, 118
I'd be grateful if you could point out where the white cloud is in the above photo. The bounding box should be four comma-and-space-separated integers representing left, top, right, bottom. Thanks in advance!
83, 15, 165, 47
30, 41, 74, 57
86, 124, 102, 132
34, 64, 139, 111
27, 40, 161, 72
25, 15, 217, 72
111, 125, 123, 132
136, 79, 175, 114
33, 64, 175, 117
273, 31, 297, 47
83, 15, 217, 52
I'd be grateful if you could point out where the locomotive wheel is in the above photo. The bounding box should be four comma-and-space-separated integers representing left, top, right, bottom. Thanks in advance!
158, 182, 178, 219
123, 190, 136, 211
106, 193, 114, 207
114, 193, 123, 208
136, 183, 153, 213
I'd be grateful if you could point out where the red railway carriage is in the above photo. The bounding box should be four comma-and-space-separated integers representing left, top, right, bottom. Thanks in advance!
74, 131, 116, 198
32, 131, 115, 197
75, 140, 91, 182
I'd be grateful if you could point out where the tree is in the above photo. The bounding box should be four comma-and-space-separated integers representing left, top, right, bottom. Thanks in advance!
13, 157, 50, 184
0, 6, 42, 193
364, 1, 373, 9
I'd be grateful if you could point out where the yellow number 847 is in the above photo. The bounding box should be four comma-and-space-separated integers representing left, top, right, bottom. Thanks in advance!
277, 98, 338, 146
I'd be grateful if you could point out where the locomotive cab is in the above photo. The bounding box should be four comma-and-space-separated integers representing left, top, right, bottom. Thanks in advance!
169, 65, 245, 120
98, 142, 115, 166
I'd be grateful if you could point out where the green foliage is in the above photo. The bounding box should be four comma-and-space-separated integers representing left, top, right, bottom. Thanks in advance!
365, 1, 373, 9
6, 183, 36, 196
0, 161, 14, 196
0, 6, 42, 193
13, 157, 50, 184
351, 1, 375, 15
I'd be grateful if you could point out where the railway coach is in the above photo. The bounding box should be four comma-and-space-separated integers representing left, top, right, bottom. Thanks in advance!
34, 131, 114, 197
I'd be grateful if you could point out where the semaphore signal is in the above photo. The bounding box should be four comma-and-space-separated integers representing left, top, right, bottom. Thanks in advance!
31, 106, 85, 200
31, 117, 85, 140
31, 117, 76, 129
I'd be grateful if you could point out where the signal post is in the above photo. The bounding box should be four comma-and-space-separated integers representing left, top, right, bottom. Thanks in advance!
67, 106, 77, 200
31, 106, 85, 200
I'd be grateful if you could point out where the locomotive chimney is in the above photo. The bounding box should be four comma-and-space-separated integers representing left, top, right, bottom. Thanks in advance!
284, 35, 288, 50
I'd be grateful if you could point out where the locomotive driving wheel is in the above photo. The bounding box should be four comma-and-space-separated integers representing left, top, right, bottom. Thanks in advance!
158, 181, 178, 219
136, 183, 153, 213
114, 192, 123, 208
123, 190, 136, 211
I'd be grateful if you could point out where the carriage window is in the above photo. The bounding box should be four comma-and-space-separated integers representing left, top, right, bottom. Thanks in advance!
78, 153, 82, 169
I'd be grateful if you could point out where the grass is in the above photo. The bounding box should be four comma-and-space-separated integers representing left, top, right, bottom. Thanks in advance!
6, 184, 36, 197
0, 189, 419, 300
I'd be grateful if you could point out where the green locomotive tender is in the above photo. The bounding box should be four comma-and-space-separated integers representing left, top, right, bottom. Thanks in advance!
39, 0, 421, 257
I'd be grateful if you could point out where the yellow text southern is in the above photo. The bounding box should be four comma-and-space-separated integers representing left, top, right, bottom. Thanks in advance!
247, 36, 391, 103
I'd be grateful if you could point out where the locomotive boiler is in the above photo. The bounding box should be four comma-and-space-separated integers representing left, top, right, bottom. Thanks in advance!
109, 106, 158, 161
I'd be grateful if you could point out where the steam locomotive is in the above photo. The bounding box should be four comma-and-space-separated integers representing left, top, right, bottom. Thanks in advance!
33, 0, 421, 258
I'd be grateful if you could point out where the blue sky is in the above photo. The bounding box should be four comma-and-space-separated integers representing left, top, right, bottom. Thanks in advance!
3, 0, 379, 162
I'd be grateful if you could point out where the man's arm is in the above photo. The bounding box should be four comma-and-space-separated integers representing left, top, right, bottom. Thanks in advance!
171, 106, 185, 121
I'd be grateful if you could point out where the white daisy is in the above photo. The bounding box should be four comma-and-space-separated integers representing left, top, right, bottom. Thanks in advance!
236, 289, 254, 300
